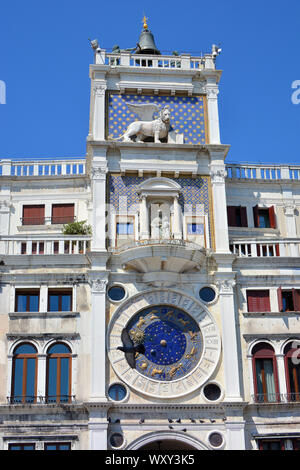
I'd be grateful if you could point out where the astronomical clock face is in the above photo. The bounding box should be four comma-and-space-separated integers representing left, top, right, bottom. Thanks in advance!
108, 289, 221, 399
127, 306, 202, 382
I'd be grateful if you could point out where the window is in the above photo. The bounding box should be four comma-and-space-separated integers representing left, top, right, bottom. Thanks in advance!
252, 343, 280, 403
227, 206, 248, 227
187, 223, 204, 235
253, 206, 276, 229
278, 288, 300, 312
284, 342, 300, 402
9, 443, 36, 450
48, 290, 72, 312
46, 343, 72, 403
22, 205, 45, 225
11, 343, 37, 404
116, 222, 134, 235
44, 442, 71, 450
108, 383, 127, 401
247, 290, 271, 313
15, 290, 39, 312
259, 440, 285, 450
51, 204, 74, 224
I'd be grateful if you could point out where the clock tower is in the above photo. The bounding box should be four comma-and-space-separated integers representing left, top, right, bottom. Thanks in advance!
87, 19, 245, 450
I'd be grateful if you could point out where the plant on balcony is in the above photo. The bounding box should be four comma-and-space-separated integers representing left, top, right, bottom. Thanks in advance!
62, 220, 92, 254
62, 220, 92, 236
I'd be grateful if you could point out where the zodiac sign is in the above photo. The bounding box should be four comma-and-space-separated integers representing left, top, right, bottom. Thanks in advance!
168, 363, 183, 379
188, 330, 198, 341
186, 346, 197, 361
140, 362, 148, 370
137, 316, 146, 328
164, 310, 174, 320
178, 318, 189, 327
149, 309, 159, 321
151, 368, 163, 377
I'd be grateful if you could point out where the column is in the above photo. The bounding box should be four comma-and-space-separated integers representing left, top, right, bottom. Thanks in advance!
205, 82, 221, 144
215, 274, 243, 401
139, 196, 149, 240
173, 196, 182, 240
90, 277, 108, 402
226, 422, 246, 450
210, 159, 230, 252
283, 204, 298, 256
91, 165, 107, 251
276, 353, 288, 402
89, 409, 108, 450
92, 83, 106, 141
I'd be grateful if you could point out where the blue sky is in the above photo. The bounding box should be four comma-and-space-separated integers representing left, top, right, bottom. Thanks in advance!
0, 0, 299, 164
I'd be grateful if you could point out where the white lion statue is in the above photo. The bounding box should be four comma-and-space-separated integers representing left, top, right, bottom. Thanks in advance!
112, 103, 171, 143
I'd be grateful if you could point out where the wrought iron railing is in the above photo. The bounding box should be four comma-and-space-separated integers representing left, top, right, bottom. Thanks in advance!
7, 395, 76, 404
252, 393, 283, 403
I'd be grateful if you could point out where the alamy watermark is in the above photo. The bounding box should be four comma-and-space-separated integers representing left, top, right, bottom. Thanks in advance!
0, 80, 6, 104
291, 80, 300, 104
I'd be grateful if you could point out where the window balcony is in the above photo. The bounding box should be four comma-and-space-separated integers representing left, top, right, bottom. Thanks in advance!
251, 393, 283, 404
0, 235, 91, 255
230, 239, 300, 258
7, 395, 76, 405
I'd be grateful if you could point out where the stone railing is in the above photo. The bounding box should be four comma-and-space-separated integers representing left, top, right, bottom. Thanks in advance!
226, 163, 300, 181
101, 51, 215, 70
0, 159, 86, 177
110, 238, 206, 254
0, 235, 91, 255
230, 239, 300, 258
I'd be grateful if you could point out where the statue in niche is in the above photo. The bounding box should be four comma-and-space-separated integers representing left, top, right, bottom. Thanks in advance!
161, 215, 170, 239
113, 103, 171, 143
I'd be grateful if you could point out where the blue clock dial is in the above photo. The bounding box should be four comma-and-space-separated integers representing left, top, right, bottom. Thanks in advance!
126, 305, 202, 381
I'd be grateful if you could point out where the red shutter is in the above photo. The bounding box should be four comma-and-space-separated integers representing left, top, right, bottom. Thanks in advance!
227, 206, 236, 226
253, 205, 259, 228
22, 205, 45, 225
240, 207, 248, 227
247, 290, 270, 312
277, 287, 283, 312
293, 289, 300, 312
52, 204, 74, 224
269, 206, 276, 229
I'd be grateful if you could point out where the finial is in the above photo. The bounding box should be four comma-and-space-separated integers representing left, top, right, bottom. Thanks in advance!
142, 15, 148, 30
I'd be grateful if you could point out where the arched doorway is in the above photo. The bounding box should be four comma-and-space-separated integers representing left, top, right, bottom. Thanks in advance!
127, 431, 209, 451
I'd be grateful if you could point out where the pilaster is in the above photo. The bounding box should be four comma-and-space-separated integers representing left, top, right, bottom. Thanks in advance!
90, 276, 108, 402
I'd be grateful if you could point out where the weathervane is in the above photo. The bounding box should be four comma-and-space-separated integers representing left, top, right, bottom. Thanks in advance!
142, 15, 148, 30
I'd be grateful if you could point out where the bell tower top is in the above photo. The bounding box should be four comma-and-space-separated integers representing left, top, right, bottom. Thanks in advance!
135, 16, 161, 55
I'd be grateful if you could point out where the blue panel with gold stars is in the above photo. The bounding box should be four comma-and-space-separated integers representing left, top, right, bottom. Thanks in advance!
108, 93, 207, 144
127, 305, 202, 382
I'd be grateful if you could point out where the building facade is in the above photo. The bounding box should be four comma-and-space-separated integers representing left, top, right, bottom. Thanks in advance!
0, 23, 300, 451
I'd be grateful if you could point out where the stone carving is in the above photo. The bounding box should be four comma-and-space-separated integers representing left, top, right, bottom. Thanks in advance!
91, 166, 107, 180
117, 104, 171, 143
91, 278, 108, 293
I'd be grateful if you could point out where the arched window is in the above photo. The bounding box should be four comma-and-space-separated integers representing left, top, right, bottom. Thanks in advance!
252, 342, 280, 403
46, 343, 72, 403
11, 343, 37, 404
284, 342, 300, 402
